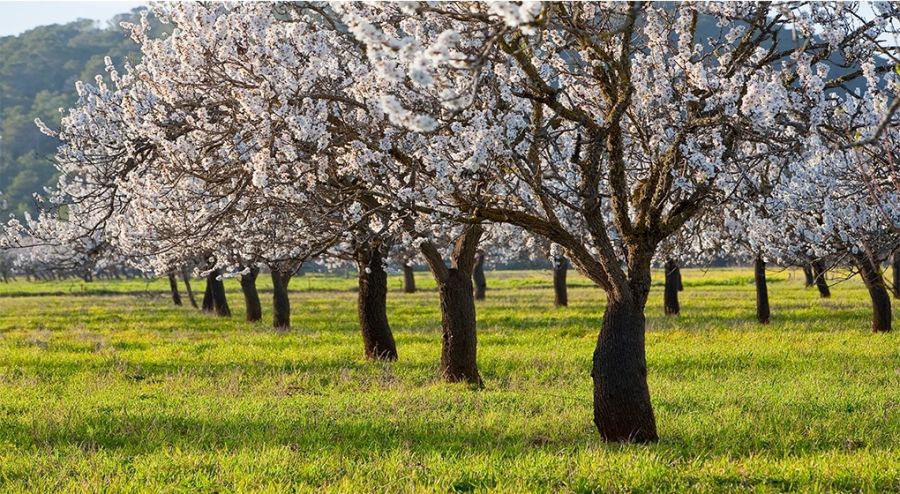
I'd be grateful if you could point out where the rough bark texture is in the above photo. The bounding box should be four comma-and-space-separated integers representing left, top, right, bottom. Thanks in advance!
208, 270, 231, 317
802, 265, 814, 287
553, 257, 569, 307
240, 267, 262, 322
357, 247, 398, 361
854, 252, 892, 332
271, 270, 292, 330
811, 260, 831, 298
439, 269, 480, 384
472, 250, 486, 300
754, 256, 770, 324
892, 251, 900, 299
402, 264, 416, 293
593, 292, 657, 443
417, 224, 483, 386
181, 267, 198, 308
663, 258, 680, 316
168, 273, 182, 306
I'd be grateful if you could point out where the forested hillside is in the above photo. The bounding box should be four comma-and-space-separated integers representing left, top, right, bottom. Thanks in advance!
0, 10, 150, 219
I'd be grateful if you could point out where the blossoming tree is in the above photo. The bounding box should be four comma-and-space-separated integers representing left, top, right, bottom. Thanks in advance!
338, 1, 899, 442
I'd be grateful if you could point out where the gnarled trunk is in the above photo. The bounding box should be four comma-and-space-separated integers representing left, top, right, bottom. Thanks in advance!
208, 269, 231, 317
754, 256, 770, 324
854, 252, 892, 332
240, 267, 262, 322
271, 270, 292, 330
811, 260, 831, 298
439, 269, 480, 384
168, 273, 182, 306
802, 265, 814, 287
593, 294, 657, 443
553, 257, 568, 307
892, 251, 900, 299
181, 266, 198, 308
663, 258, 680, 316
357, 246, 398, 361
472, 250, 486, 300
417, 224, 483, 386
402, 264, 416, 293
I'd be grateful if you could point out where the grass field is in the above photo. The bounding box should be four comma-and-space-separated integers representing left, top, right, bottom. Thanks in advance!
0, 267, 898, 492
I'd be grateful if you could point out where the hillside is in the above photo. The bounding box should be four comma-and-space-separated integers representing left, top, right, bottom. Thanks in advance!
0, 9, 149, 219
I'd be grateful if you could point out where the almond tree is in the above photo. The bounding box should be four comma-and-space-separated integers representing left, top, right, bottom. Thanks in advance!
339, 1, 899, 442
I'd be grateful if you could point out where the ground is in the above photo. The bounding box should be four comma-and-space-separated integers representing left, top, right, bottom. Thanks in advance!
0, 268, 898, 493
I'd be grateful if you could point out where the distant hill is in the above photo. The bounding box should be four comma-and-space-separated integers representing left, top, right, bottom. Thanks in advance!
0, 9, 157, 219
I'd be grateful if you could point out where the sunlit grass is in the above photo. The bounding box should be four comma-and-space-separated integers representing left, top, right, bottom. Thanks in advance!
0, 268, 898, 492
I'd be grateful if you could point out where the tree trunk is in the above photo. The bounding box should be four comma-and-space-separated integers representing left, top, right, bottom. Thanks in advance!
207, 269, 231, 317
168, 273, 182, 306
811, 260, 831, 298
802, 265, 815, 287
240, 267, 262, 322
892, 251, 900, 299
271, 270, 292, 330
417, 225, 483, 386
553, 257, 568, 307
357, 247, 398, 361
754, 255, 770, 324
181, 266, 198, 308
472, 250, 486, 300
593, 295, 658, 443
201, 277, 214, 312
439, 269, 480, 384
402, 264, 416, 293
663, 258, 680, 316
854, 252, 892, 332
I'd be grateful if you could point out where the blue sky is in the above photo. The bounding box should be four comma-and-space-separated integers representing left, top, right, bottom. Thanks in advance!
0, 1, 144, 37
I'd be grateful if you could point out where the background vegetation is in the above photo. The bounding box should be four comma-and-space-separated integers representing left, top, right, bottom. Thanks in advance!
1, 268, 897, 492
0, 10, 161, 219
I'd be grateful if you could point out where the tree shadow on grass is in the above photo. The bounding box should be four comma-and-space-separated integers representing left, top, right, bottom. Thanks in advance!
1, 406, 581, 456
2, 394, 896, 464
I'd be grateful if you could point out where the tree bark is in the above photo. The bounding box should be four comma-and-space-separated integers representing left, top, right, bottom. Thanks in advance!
181, 266, 198, 308
168, 273, 182, 306
357, 246, 398, 361
892, 251, 900, 299
811, 260, 831, 298
854, 252, 892, 332
418, 224, 483, 386
402, 264, 416, 293
271, 270, 292, 330
802, 265, 815, 287
754, 255, 770, 324
240, 267, 262, 322
439, 269, 480, 384
663, 258, 680, 316
472, 250, 486, 300
208, 269, 231, 317
553, 256, 568, 307
593, 293, 657, 443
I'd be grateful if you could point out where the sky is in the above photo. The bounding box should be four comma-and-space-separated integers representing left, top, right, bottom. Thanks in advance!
0, 1, 144, 37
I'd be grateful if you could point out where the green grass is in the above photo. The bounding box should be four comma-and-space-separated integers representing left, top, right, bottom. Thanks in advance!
0, 268, 898, 493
